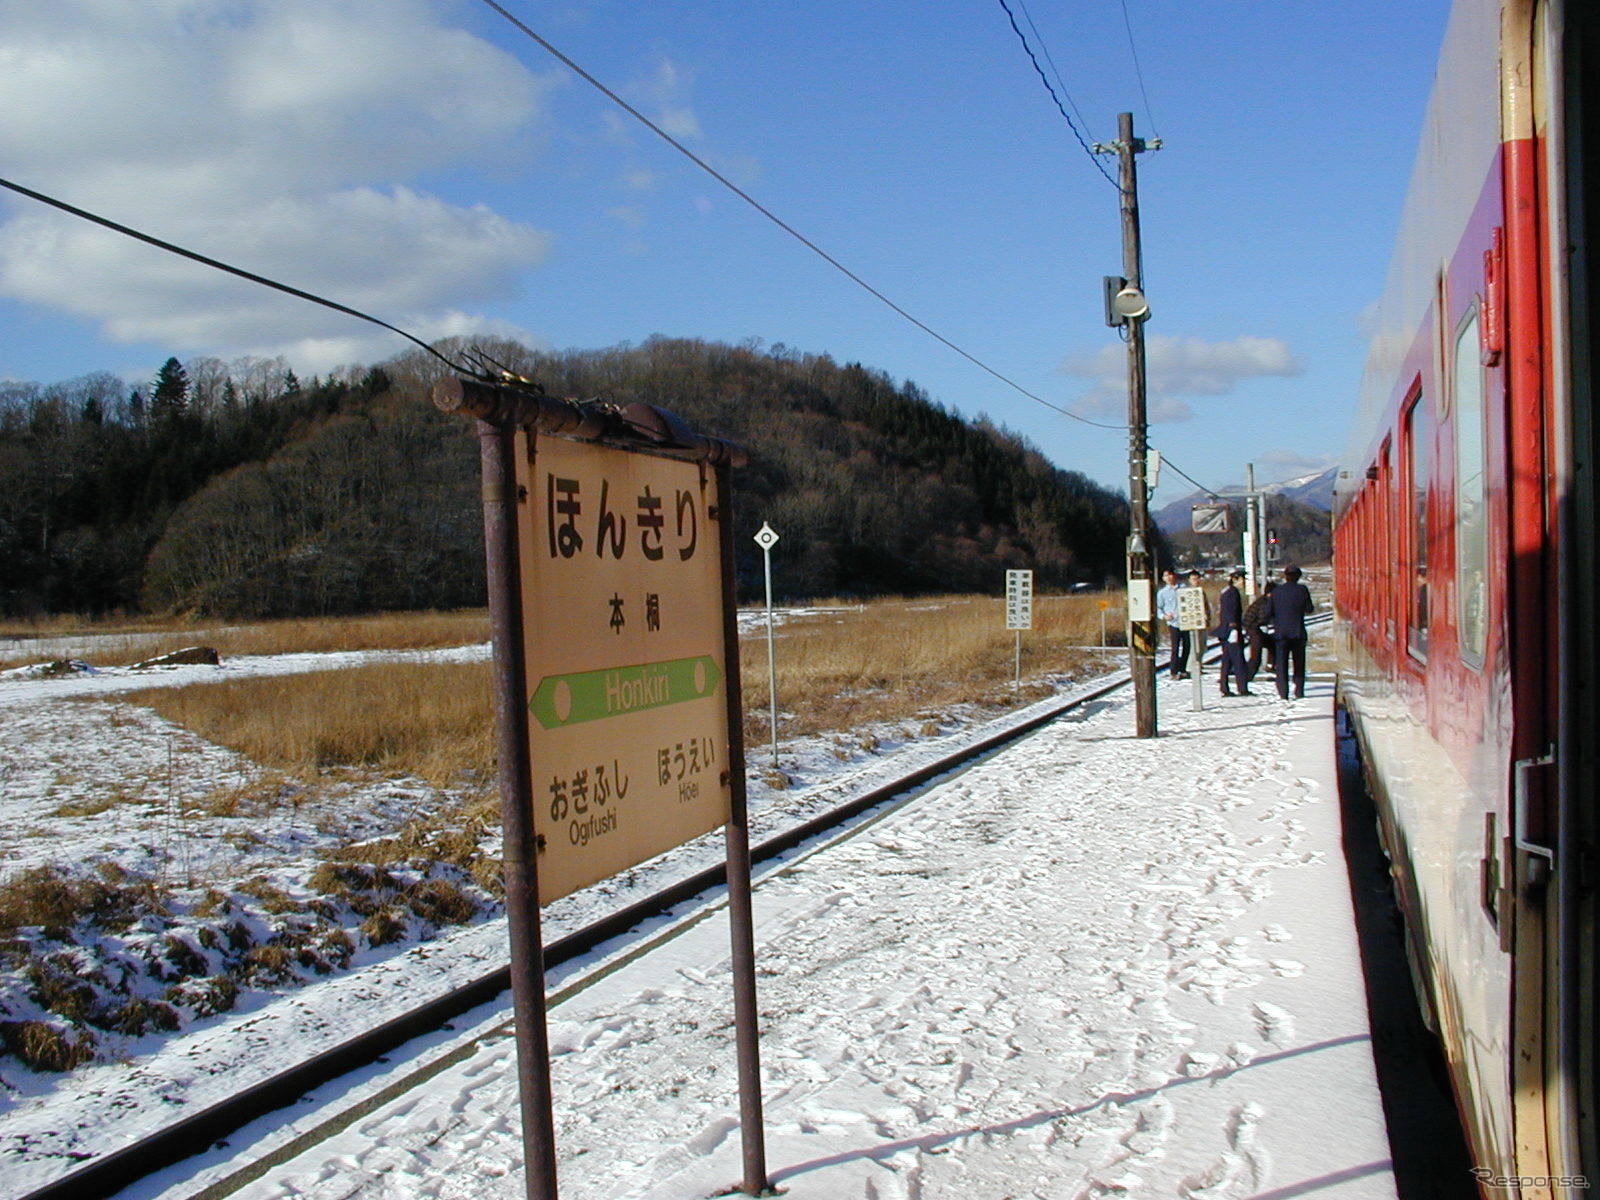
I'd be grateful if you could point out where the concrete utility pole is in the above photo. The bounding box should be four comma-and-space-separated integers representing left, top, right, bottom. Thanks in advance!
1099, 112, 1159, 738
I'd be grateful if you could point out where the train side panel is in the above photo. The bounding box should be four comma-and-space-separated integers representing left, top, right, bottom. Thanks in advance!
1335, 0, 1529, 1185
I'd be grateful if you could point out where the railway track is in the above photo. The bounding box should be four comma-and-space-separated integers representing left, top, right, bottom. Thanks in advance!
22, 623, 1325, 1200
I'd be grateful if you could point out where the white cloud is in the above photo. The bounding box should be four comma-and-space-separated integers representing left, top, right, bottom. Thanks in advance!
0, 0, 555, 367
1061, 334, 1303, 423
1257, 449, 1336, 476
254, 313, 549, 378
636, 60, 703, 139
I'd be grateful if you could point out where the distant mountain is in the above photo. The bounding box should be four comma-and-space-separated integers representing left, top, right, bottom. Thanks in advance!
1270, 466, 1337, 511
1153, 465, 1336, 535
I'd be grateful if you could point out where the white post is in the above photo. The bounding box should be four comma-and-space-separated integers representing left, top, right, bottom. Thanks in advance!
1244, 463, 1259, 599
754, 523, 781, 769
1014, 629, 1022, 689
1191, 629, 1204, 712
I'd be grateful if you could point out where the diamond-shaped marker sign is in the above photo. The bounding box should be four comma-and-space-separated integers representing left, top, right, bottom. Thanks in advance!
754, 522, 779, 550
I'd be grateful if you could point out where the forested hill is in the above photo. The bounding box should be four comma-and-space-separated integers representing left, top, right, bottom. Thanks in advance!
0, 337, 1137, 618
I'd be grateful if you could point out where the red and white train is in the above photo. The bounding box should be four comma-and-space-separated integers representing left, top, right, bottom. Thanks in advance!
1334, 1, 1596, 1193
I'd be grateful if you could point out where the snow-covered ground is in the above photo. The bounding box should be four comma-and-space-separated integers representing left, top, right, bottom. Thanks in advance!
0, 614, 1125, 1195
123, 643, 1391, 1200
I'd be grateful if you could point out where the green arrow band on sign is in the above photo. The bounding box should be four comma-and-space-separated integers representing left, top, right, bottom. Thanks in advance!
529, 655, 722, 729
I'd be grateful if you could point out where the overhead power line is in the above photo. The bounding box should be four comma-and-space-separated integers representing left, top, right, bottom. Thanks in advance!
1016, 0, 1099, 146
994, 0, 1120, 190
0, 175, 473, 375
1119, 0, 1161, 138
1158, 454, 1219, 498
474, 0, 1123, 432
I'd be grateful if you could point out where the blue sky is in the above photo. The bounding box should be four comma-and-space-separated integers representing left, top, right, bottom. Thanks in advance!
0, 0, 1452, 501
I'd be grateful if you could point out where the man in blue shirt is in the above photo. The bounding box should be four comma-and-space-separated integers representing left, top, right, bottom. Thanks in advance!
1269, 565, 1316, 700
1155, 568, 1187, 679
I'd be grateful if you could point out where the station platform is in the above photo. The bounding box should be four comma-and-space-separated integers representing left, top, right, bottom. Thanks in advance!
215, 671, 1396, 1200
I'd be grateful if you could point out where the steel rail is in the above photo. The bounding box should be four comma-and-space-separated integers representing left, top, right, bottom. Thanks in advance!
19, 616, 1327, 1200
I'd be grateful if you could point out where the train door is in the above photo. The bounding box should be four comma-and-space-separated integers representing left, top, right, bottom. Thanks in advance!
1503, 0, 1597, 1188
1547, 0, 1599, 1184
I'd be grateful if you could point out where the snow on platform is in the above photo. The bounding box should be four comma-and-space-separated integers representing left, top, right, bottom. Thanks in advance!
158, 675, 1393, 1200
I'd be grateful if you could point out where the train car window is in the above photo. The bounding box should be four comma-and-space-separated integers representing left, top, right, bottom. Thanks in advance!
1405, 391, 1430, 660
1454, 308, 1488, 666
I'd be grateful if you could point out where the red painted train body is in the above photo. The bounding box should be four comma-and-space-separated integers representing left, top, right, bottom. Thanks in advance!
1335, 2, 1598, 1194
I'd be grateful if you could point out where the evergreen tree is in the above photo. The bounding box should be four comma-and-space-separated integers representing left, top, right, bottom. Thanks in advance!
150, 357, 189, 421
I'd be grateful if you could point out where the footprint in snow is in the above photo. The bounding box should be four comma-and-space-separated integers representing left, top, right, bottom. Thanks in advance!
1260, 924, 1291, 943
1269, 959, 1306, 978
1177, 1102, 1268, 1199
1250, 1000, 1295, 1046
684, 1114, 740, 1156
1178, 1050, 1222, 1078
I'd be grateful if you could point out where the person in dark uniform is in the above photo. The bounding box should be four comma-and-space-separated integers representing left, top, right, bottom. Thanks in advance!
1244, 580, 1276, 682
1213, 568, 1250, 695
1269, 565, 1316, 700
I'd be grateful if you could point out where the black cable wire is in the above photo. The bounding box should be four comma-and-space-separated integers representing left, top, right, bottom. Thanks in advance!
1016, 0, 1099, 147
1159, 455, 1219, 497
0, 176, 476, 376
1119, 0, 1161, 138
474, 0, 1124, 432
994, 0, 1120, 190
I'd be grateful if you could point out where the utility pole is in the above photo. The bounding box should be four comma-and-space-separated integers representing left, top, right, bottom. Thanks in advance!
1098, 112, 1160, 738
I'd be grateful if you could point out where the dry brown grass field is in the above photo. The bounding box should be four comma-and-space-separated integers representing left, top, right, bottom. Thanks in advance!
0, 610, 490, 671
122, 593, 1128, 790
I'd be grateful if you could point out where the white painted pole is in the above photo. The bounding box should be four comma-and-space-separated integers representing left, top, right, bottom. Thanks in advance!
753, 523, 781, 769
763, 549, 777, 767
1191, 624, 1204, 712
1014, 629, 1022, 689
1244, 463, 1259, 599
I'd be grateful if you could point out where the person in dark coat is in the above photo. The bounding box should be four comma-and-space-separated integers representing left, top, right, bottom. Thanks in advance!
1244, 580, 1276, 682
1213, 568, 1250, 695
1270, 565, 1316, 700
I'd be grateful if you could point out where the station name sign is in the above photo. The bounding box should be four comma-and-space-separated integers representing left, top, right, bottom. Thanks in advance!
516, 431, 732, 905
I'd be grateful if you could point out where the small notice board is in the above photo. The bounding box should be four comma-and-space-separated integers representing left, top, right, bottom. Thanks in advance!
1177, 586, 1209, 632
1005, 569, 1034, 630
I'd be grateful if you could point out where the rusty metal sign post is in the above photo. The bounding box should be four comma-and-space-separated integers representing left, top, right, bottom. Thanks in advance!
439, 376, 770, 1200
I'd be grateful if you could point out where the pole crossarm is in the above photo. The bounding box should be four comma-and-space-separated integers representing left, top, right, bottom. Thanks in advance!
435, 377, 750, 468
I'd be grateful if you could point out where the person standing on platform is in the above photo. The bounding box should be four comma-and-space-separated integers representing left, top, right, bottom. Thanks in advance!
1214, 568, 1250, 696
1157, 568, 1187, 679
1244, 580, 1277, 683
1270, 565, 1316, 700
